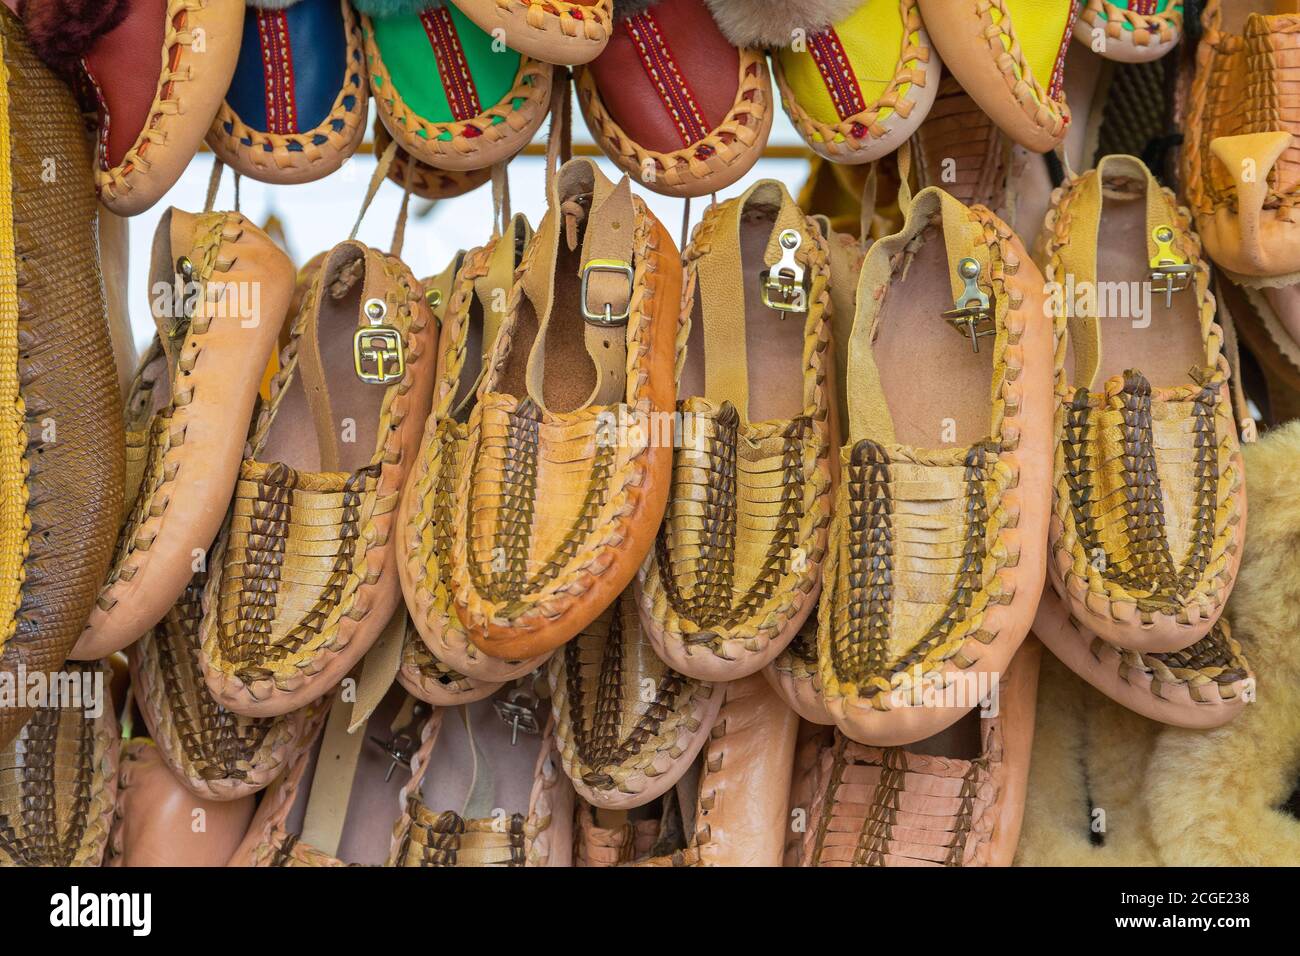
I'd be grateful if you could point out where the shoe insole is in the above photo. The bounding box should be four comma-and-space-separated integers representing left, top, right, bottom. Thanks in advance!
417, 692, 545, 820
873, 226, 994, 448
260, 254, 388, 474
1091, 188, 1202, 388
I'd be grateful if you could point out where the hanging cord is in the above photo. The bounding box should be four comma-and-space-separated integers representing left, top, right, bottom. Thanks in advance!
679, 196, 691, 252
391, 155, 416, 259
544, 68, 573, 185
895, 139, 914, 215
204, 158, 225, 212
233, 171, 242, 213
491, 161, 511, 239
349, 139, 401, 241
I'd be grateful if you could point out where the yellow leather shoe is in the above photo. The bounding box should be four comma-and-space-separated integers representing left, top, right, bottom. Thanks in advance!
818, 186, 1055, 747
637, 180, 834, 682
1036, 155, 1246, 653
774, 0, 937, 164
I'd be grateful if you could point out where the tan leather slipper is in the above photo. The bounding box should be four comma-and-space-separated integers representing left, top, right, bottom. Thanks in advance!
638, 179, 834, 682
76, 210, 295, 661
199, 241, 437, 716
818, 186, 1054, 747
451, 158, 681, 661
398, 217, 551, 682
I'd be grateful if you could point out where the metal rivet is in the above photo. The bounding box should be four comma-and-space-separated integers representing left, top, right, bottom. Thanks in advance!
364, 298, 387, 323
425, 288, 442, 308
957, 257, 981, 280
778, 229, 800, 250
1154, 226, 1174, 243
176, 256, 194, 280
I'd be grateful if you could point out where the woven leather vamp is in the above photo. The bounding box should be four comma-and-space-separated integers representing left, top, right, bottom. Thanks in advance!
643, 398, 828, 649
258, 828, 353, 868
398, 619, 483, 698
392, 806, 527, 867
1056, 368, 1241, 619
803, 731, 999, 867
574, 807, 662, 866
0, 663, 117, 867
549, 592, 715, 795
134, 573, 318, 797
459, 397, 632, 615
0, 16, 123, 745
205, 459, 386, 683
820, 438, 1016, 702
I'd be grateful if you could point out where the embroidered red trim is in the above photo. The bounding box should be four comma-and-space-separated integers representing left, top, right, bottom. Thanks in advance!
624, 12, 710, 148
422, 7, 481, 122
808, 28, 865, 122
258, 10, 298, 135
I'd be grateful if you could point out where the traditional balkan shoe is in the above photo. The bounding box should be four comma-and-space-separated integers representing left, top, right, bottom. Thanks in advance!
199, 241, 437, 716
637, 180, 834, 682
451, 157, 681, 661
773, 0, 937, 164
1074, 0, 1183, 63
76, 211, 296, 661
819, 186, 1054, 747
800, 640, 1040, 867
1037, 155, 1246, 652
397, 611, 505, 704
762, 611, 833, 724
1183, 0, 1300, 278
130, 573, 326, 799
398, 217, 551, 682
85, 0, 245, 215
107, 738, 256, 866
360, 0, 554, 171
576, 0, 773, 198
917, 0, 1077, 152
207, 0, 369, 184
548, 588, 721, 810
0, 9, 125, 747
0, 663, 118, 867
448, 0, 612, 65
1033, 585, 1252, 728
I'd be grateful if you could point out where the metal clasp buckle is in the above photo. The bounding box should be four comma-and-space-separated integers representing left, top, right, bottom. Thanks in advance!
369, 703, 429, 782
354, 297, 405, 384
493, 687, 542, 746
943, 257, 995, 353
760, 229, 807, 315
581, 259, 633, 327
1149, 225, 1192, 308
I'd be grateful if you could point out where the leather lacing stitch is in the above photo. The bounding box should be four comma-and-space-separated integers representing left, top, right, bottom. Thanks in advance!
497, 0, 611, 42
1078, 0, 1182, 47
978, 0, 1079, 136
150, 573, 275, 783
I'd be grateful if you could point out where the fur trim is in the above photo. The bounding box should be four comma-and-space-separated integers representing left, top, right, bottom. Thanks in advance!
1144, 422, 1300, 866
1014, 654, 1164, 866
703, 0, 863, 49
614, 0, 662, 19
350, 0, 435, 17
17, 0, 128, 75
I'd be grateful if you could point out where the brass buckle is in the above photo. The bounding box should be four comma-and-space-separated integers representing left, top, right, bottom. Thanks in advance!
580, 259, 633, 327
942, 257, 995, 353
354, 297, 405, 384
369, 703, 429, 782
760, 229, 808, 315
1149, 225, 1192, 308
